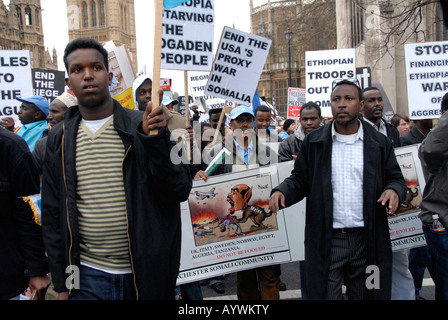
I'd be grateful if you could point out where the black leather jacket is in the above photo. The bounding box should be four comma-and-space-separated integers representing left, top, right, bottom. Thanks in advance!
41, 101, 192, 299
0, 128, 48, 299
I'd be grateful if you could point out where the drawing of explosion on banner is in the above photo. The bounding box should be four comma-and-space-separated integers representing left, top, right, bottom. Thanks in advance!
396, 152, 422, 215
188, 174, 278, 246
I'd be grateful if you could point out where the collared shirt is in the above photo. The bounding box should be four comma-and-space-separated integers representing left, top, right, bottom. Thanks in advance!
234, 137, 254, 165
364, 117, 387, 136
331, 121, 364, 228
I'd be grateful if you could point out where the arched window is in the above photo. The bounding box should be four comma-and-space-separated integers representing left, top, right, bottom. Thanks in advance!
16, 6, 23, 29
82, 2, 88, 28
124, 5, 128, 32
25, 6, 32, 26
35, 9, 40, 27
91, 1, 97, 27
99, 1, 105, 26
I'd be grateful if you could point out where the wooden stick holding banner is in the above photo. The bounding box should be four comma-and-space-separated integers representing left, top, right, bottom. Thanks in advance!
184, 70, 190, 124
212, 101, 228, 145
184, 70, 191, 161
150, 0, 164, 136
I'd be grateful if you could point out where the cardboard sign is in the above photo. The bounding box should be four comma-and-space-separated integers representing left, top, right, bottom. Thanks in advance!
107, 45, 136, 110
287, 88, 306, 120
305, 48, 356, 117
161, 0, 214, 71
0, 51, 34, 125
404, 41, 447, 120
205, 26, 272, 106
389, 145, 427, 251
177, 162, 304, 285
356, 66, 371, 89
160, 78, 172, 91
32, 68, 66, 102
189, 72, 235, 111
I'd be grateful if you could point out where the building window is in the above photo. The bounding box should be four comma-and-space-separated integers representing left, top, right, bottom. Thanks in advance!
350, 0, 364, 47
436, 2, 448, 41
82, 2, 88, 28
16, 6, 23, 29
91, 1, 97, 27
25, 6, 32, 26
99, 1, 105, 26
274, 80, 288, 115
35, 9, 40, 27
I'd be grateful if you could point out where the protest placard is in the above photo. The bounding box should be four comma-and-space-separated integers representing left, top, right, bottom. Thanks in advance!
189, 72, 234, 111
205, 26, 272, 106
389, 145, 427, 251
0, 50, 33, 125
356, 66, 371, 89
32, 68, 66, 102
287, 88, 306, 120
177, 161, 305, 285
161, 0, 214, 71
305, 48, 356, 117
404, 41, 448, 120
106, 44, 136, 110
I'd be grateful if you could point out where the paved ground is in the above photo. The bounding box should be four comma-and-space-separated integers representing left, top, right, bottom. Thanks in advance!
201, 260, 436, 300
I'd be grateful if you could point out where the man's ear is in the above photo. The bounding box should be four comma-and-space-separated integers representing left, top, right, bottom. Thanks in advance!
360, 100, 365, 112
108, 72, 113, 86
34, 110, 45, 121
65, 77, 72, 90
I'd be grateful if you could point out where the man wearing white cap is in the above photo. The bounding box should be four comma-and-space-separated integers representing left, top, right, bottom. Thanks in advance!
132, 75, 185, 134
33, 92, 78, 173
46, 92, 78, 127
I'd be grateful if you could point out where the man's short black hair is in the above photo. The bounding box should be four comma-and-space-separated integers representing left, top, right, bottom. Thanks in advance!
332, 80, 362, 100
361, 86, 381, 101
300, 101, 321, 118
442, 92, 448, 113
208, 108, 223, 117
63, 38, 109, 72
254, 105, 271, 117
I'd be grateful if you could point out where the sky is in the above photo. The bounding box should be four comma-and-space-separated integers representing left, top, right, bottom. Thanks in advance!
4, 0, 266, 95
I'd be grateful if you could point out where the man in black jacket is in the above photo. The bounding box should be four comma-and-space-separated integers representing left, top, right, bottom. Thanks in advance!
278, 102, 322, 162
361, 87, 401, 148
0, 128, 49, 299
400, 118, 433, 146
41, 38, 192, 300
270, 80, 407, 300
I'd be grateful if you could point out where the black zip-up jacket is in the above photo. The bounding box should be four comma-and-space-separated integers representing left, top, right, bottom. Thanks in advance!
0, 128, 48, 299
41, 100, 192, 300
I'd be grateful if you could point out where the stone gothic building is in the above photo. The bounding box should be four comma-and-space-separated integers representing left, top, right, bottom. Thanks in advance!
0, 0, 58, 70
250, 0, 337, 117
66, 0, 138, 74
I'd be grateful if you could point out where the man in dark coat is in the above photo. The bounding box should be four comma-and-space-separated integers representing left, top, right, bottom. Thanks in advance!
0, 129, 50, 300
400, 118, 433, 146
41, 39, 192, 300
269, 80, 407, 300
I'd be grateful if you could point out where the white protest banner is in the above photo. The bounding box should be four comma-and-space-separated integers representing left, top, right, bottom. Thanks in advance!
305, 48, 356, 117
189, 72, 234, 111
0, 51, 33, 126
177, 162, 304, 285
404, 41, 448, 120
161, 0, 214, 71
287, 88, 306, 120
389, 145, 427, 251
205, 26, 272, 106
32, 68, 66, 102
107, 45, 136, 110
